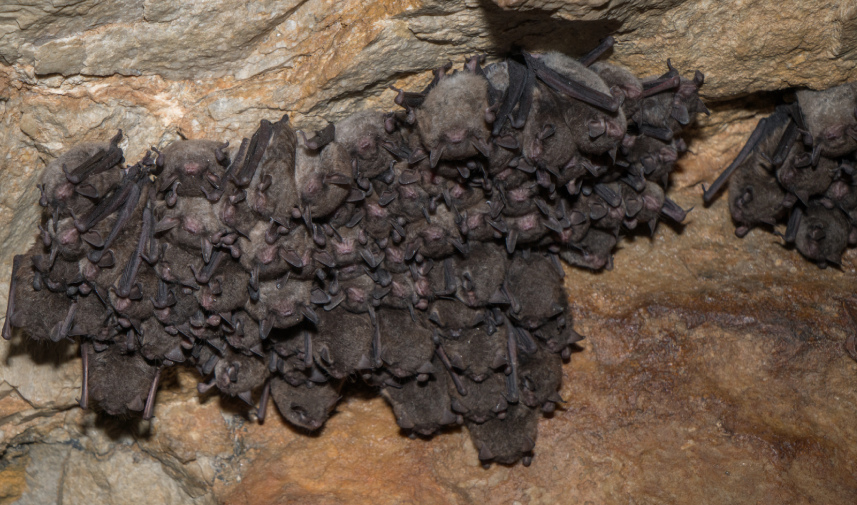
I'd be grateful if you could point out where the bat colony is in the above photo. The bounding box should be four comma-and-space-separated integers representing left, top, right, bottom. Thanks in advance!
5, 35, 770, 467
703, 83, 857, 267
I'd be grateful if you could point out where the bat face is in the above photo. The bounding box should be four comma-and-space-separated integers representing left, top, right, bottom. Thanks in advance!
377, 309, 435, 378
41, 141, 124, 220
157, 139, 229, 199
776, 145, 836, 203
532, 314, 582, 356
591, 61, 643, 102
8, 262, 73, 342
296, 141, 351, 218
7, 48, 708, 466
467, 403, 539, 467
505, 252, 565, 329
335, 110, 405, 179
312, 308, 375, 378
155, 196, 222, 252
621, 135, 678, 186
519, 85, 580, 173
538, 52, 626, 156
559, 228, 617, 271
440, 326, 506, 383
414, 71, 493, 164
795, 203, 850, 267
211, 349, 270, 398
381, 365, 457, 436
270, 377, 342, 432
452, 242, 509, 308
427, 298, 486, 333
518, 346, 563, 411
222, 311, 262, 354
728, 165, 786, 236
197, 260, 251, 314
796, 83, 857, 159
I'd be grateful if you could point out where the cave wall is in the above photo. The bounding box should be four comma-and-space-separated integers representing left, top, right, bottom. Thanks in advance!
1, 1, 856, 504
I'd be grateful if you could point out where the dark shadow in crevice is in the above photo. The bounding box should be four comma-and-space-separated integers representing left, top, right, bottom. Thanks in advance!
3, 330, 76, 366
475, 0, 623, 58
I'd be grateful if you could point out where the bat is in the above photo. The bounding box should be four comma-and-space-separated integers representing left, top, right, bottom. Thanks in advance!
467, 403, 539, 467
411, 67, 494, 166
156, 139, 230, 199
788, 202, 851, 267
269, 376, 343, 432
5, 44, 708, 466
335, 110, 406, 179
448, 371, 508, 423
795, 82, 857, 160
705, 86, 857, 264
381, 362, 459, 436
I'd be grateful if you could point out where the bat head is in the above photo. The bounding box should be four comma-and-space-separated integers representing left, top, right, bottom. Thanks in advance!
414, 71, 493, 164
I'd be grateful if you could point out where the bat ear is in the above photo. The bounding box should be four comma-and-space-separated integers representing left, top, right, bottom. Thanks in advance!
237, 391, 253, 406
396, 414, 415, 430
478, 443, 494, 462
417, 361, 435, 375
826, 254, 842, 267
384, 113, 399, 133
439, 409, 458, 426
672, 103, 690, 125
484, 103, 499, 124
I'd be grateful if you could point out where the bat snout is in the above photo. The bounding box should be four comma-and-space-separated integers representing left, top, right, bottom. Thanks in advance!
445, 129, 468, 144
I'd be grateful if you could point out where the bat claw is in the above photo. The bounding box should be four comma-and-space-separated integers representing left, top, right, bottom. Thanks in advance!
661, 198, 690, 223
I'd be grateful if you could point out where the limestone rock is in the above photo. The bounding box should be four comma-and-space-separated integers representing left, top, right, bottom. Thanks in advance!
491, 0, 857, 97
9, 442, 216, 505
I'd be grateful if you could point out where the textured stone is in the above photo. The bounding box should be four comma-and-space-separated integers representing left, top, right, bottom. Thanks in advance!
1, 0, 857, 504
11, 442, 215, 505
492, 0, 857, 98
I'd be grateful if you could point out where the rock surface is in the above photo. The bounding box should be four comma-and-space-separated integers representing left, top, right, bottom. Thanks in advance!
1, 1, 856, 504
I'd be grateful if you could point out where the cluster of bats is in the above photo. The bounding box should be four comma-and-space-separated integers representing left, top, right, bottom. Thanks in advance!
704, 82, 857, 267
2, 38, 711, 467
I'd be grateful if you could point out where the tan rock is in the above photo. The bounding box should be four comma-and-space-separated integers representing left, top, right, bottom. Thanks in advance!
491, 0, 857, 98
11, 442, 217, 505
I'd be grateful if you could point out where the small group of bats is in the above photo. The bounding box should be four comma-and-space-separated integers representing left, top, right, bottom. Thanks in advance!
2, 36, 850, 467
704, 83, 857, 266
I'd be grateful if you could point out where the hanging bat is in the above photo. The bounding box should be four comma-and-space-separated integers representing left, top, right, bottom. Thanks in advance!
6, 43, 712, 466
